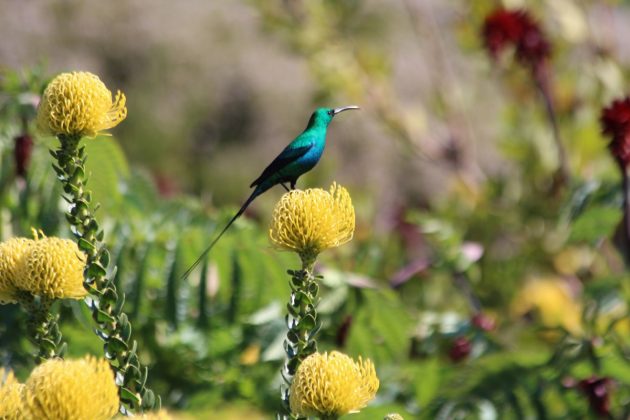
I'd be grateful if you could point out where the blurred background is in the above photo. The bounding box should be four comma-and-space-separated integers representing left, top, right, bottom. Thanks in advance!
2, 0, 539, 216
3, 0, 630, 418
1, 0, 628, 211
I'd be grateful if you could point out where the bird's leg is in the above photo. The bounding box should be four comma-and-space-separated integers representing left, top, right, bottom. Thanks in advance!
290, 179, 297, 190
280, 183, 291, 192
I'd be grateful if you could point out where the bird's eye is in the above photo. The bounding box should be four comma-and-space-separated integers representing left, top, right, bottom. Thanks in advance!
327, 109, 334, 116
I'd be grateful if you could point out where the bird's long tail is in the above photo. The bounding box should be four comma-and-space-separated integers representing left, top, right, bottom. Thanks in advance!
182, 189, 260, 280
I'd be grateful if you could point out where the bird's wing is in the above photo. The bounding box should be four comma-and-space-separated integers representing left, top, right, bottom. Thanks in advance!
250, 143, 313, 187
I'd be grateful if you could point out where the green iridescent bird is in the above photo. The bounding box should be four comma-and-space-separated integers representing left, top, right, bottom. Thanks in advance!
183, 105, 359, 279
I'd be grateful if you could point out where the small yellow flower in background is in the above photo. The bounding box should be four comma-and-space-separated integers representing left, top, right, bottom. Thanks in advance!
15, 237, 87, 299
511, 276, 582, 336
290, 351, 379, 418
270, 182, 355, 262
384, 414, 404, 420
0, 368, 24, 420
0, 237, 34, 304
22, 356, 119, 420
37, 71, 127, 137
239, 343, 261, 366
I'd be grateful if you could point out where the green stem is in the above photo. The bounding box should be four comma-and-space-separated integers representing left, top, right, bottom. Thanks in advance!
51, 134, 160, 413
621, 166, 630, 251
533, 62, 569, 190
280, 254, 321, 417
17, 291, 66, 363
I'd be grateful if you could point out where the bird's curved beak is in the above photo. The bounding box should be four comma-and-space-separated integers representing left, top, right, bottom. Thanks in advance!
332, 105, 360, 115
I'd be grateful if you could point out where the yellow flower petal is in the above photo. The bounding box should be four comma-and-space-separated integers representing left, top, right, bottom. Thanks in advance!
15, 237, 87, 299
37, 71, 127, 137
0, 368, 24, 420
289, 351, 379, 417
22, 356, 119, 420
0, 238, 34, 304
269, 182, 355, 261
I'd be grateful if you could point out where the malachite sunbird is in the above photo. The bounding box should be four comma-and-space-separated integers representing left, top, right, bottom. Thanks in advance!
182, 105, 359, 279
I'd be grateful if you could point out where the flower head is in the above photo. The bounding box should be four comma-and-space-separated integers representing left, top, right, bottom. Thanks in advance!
511, 276, 582, 335
578, 376, 612, 417
0, 237, 34, 304
448, 336, 472, 362
22, 356, 119, 420
15, 237, 87, 299
482, 9, 550, 68
471, 312, 496, 332
14, 134, 33, 178
289, 351, 379, 418
0, 369, 24, 420
37, 71, 127, 138
601, 97, 630, 168
269, 183, 355, 262
482, 9, 524, 58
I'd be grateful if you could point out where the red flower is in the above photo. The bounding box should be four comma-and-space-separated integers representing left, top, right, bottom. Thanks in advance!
14, 134, 33, 179
578, 376, 612, 417
482, 9, 523, 58
601, 97, 630, 168
482, 9, 550, 68
448, 336, 472, 362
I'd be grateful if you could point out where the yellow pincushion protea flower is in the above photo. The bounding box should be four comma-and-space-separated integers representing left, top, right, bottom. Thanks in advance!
22, 356, 119, 420
269, 183, 355, 262
0, 368, 24, 420
0, 237, 34, 304
290, 351, 379, 418
15, 237, 87, 299
37, 71, 127, 137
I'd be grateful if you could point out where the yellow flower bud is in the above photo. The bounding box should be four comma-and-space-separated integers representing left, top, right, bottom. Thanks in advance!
269, 182, 355, 262
0, 238, 34, 304
22, 356, 119, 420
37, 71, 127, 137
290, 351, 379, 418
15, 237, 87, 299
0, 368, 24, 420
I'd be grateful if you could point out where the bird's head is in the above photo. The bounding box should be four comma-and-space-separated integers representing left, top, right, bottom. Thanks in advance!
309, 105, 360, 128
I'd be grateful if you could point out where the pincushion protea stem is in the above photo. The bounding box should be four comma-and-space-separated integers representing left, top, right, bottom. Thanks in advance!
16, 291, 65, 364
280, 257, 321, 418
51, 133, 159, 413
